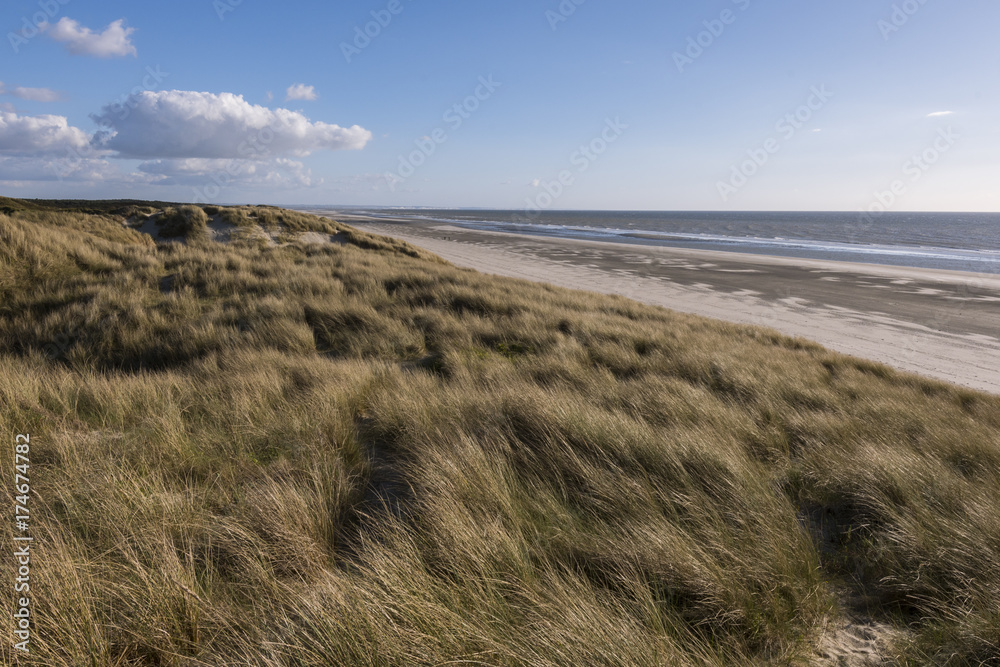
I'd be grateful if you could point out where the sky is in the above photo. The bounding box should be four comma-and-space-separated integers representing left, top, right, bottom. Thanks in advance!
1, 0, 997, 211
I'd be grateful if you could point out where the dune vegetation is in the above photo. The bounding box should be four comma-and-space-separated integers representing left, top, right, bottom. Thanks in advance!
1, 199, 999, 666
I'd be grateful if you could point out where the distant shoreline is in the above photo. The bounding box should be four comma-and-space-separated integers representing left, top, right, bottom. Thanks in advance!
297, 207, 1000, 276
311, 210, 1000, 394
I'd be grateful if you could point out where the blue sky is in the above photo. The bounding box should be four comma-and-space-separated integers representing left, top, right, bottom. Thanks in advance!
1, 0, 997, 210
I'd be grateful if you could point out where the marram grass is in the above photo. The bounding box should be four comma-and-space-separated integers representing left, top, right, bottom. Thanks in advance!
1, 202, 998, 665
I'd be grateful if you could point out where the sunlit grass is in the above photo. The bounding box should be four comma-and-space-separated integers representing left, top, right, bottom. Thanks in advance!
1, 203, 998, 665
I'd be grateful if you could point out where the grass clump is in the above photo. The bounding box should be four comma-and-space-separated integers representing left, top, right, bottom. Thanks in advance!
215, 206, 255, 228
158, 205, 210, 239
1, 200, 999, 665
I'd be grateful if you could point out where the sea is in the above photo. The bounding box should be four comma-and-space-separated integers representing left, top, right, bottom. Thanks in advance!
306, 208, 1000, 275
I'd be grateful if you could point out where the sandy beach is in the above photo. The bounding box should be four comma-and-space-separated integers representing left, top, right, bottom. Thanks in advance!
317, 212, 1000, 395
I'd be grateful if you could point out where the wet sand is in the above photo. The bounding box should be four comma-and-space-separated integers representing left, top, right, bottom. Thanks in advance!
312, 212, 1000, 395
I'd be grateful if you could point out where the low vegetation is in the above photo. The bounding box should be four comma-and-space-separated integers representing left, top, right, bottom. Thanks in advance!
157, 205, 211, 239
1, 202, 998, 665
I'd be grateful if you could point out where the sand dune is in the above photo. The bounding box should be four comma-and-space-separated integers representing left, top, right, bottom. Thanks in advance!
327, 214, 1000, 395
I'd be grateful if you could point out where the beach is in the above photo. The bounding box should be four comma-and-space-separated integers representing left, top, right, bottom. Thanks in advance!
324, 212, 1000, 395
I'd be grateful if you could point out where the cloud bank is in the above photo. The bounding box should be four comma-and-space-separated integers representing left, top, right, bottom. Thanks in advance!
46, 18, 137, 58
91, 90, 372, 159
2, 90, 371, 194
0, 111, 91, 156
138, 157, 318, 189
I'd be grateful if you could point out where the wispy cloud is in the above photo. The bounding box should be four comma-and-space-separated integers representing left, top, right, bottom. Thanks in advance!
0, 155, 148, 184
137, 157, 318, 189
0, 82, 62, 102
46, 18, 137, 58
927, 111, 954, 117
286, 84, 317, 101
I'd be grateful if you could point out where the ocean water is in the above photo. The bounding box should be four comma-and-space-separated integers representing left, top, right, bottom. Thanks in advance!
320, 208, 1000, 275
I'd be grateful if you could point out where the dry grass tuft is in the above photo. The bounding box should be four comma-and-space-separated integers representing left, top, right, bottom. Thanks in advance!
158, 205, 211, 239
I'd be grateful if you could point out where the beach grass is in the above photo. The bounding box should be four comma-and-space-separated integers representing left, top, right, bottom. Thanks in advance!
1, 202, 999, 665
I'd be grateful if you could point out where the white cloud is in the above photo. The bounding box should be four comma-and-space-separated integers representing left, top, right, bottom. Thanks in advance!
46, 18, 137, 58
0, 155, 151, 183
285, 84, 317, 101
137, 157, 318, 189
0, 82, 62, 102
13, 87, 61, 102
927, 111, 954, 117
0, 111, 91, 156
91, 90, 372, 159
